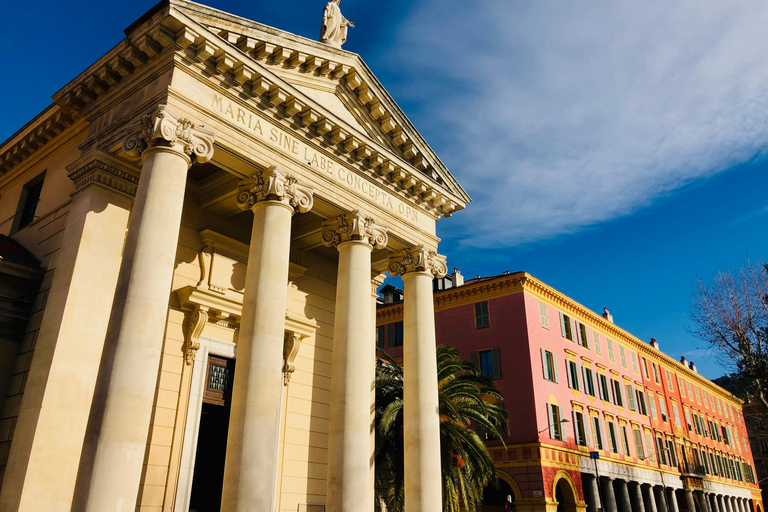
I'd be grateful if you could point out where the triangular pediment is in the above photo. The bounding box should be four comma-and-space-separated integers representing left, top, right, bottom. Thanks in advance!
45, 0, 469, 217
166, 0, 469, 207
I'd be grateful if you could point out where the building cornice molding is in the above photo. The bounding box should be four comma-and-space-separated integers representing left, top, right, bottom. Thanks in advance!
0, 106, 77, 176
66, 150, 141, 197
376, 271, 745, 407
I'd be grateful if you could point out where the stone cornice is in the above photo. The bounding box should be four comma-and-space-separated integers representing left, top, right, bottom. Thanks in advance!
376, 271, 744, 407
66, 150, 141, 197
0, 106, 77, 175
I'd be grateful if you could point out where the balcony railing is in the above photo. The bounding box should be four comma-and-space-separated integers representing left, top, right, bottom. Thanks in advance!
682, 463, 707, 476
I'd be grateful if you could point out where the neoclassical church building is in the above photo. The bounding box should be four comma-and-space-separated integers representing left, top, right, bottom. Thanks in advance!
0, 2, 470, 511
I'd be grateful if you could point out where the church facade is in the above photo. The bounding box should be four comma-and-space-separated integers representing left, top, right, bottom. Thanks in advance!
0, 2, 469, 511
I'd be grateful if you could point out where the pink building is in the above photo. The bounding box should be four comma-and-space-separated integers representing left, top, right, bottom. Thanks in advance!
377, 271, 763, 512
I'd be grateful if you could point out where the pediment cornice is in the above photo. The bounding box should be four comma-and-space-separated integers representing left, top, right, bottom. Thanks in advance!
27, 1, 467, 218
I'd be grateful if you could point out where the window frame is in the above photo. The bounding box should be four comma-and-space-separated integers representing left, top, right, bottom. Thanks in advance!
474, 300, 490, 329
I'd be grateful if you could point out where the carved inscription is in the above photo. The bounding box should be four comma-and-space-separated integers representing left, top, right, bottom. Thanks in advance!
211, 94, 422, 225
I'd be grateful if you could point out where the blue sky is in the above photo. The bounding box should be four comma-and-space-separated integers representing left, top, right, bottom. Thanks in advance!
3, 0, 768, 379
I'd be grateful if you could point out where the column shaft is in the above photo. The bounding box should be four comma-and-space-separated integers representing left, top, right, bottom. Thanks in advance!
685, 490, 696, 512
616, 481, 632, 512
644, 486, 658, 512
221, 200, 295, 512
82, 146, 192, 512
712, 495, 721, 512
586, 475, 602, 512
326, 241, 375, 512
668, 489, 680, 512
403, 270, 443, 512
697, 492, 710, 512
630, 483, 646, 512
601, 478, 619, 512
0, 160, 133, 512
656, 487, 670, 512
723, 497, 732, 512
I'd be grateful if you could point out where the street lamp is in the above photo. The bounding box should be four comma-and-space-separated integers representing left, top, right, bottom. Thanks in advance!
538, 418, 570, 436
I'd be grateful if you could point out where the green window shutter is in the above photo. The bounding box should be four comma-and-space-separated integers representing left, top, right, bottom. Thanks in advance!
541, 349, 549, 380
566, 361, 574, 388
492, 347, 501, 379
558, 407, 565, 441
471, 351, 479, 369
560, 312, 567, 338
547, 404, 555, 439
553, 354, 560, 383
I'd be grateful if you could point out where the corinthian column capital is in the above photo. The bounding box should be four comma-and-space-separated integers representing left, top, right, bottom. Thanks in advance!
123, 105, 215, 164
321, 210, 388, 249
388, 245, 447, 278
236, 166, 314, 214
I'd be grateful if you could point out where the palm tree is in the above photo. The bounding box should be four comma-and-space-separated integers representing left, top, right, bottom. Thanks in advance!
375, 345, 509, 512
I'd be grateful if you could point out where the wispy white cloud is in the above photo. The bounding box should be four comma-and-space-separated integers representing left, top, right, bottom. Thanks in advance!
387, 0, 768, 247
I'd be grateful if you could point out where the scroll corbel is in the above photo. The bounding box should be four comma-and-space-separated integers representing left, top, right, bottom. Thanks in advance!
283, 331, 306, 385
184, 306, 209, 365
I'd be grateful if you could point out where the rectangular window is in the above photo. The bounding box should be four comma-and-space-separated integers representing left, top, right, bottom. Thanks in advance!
583, 367, 596, 397
387, 322, 404, 347
619, 346, 627, 368
573, 411, 588, 446
598, 374, 610, 401
560, 313, 574, 341
621, 425, 631, 456
642, 358, 650, 379
667, 440, 678, 467
684, 409, 693, 431
659, 399, 668, 422
611, 379, 624, 407
607, 421, 619, 453
542, 349, 558, 383
577, 323, 589, 348
695, 387, 701, 405
376, 325, 386, 348
539, 301, 549, 328
645, 433, 655, 462
656, 437, 668, 465
626, 384, 637, 411
474, 301, 490, 329
547, 403, 564, 441
478, 350, 494, 378
606, 339, 615, 361
672, 404, 682, 428
665, 369, 674, 391
687, 382, 694, 400
14, 173, 45, 231
649, 394, 658, 420
652, 363, 660, 383
631, 351, 639, 374
592, 417, 604, 450
637, 389, 648, 416
678, 376, 686, 397
633, 429, 644, 459
567, 360, 581, 391
594, 332, 602, 355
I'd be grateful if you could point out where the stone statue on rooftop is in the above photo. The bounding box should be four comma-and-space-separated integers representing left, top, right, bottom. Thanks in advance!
320, 0, 354, 49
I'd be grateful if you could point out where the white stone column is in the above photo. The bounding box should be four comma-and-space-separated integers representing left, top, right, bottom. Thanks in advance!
0, 152, 136, 512
81, 107, 215, 512
322, 212, 388, 512
220, 167, 313, 512
388, 246, 448, 512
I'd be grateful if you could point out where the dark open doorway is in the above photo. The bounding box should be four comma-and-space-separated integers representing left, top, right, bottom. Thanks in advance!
481, 477, 516, 512
188, 356, 235, 512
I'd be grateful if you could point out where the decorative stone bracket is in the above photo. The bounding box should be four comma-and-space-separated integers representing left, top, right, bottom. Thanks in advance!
283, 331, 305, 385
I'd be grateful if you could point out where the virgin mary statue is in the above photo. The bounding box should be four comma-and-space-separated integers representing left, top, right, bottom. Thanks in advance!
320, 0, 354, 49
